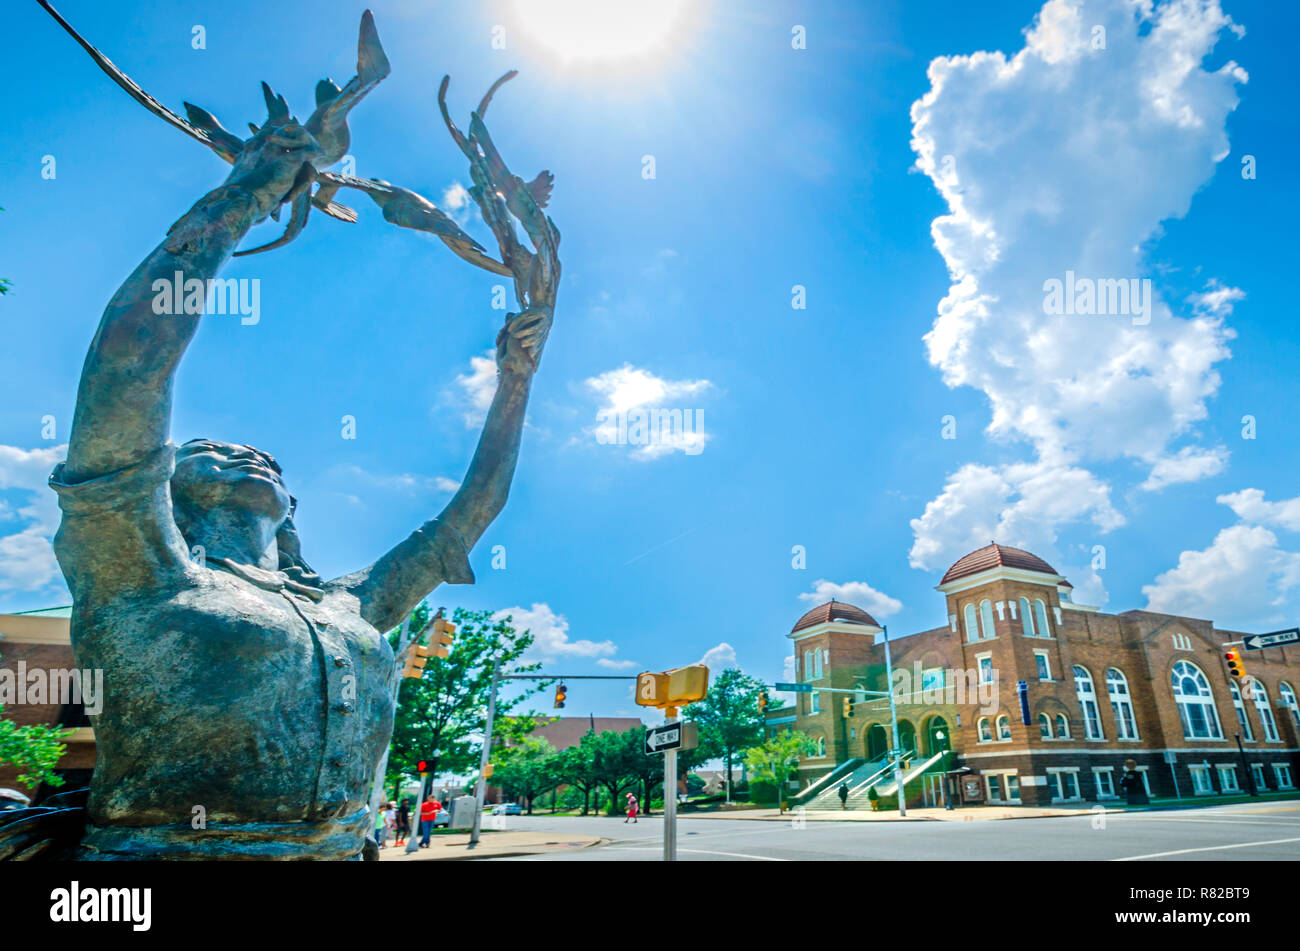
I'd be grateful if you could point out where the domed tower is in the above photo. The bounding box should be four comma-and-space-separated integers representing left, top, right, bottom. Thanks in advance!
787, 600, 882, 779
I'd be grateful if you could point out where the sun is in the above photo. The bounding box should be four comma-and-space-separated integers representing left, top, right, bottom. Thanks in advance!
513, 0, 688, 61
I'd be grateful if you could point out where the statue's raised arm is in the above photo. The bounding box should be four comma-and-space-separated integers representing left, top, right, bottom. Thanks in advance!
331, 73, 561, 633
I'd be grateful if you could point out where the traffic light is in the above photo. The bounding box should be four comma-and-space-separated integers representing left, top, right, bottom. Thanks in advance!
483, 763, 494, 779
402, 643, 435, 679
554, 682, 567, 708
1224, 647, 1246, 679
415, 755, 438, 776
430, 615, 456, 658
757, 691, 768, 712
842, 695, 854, 718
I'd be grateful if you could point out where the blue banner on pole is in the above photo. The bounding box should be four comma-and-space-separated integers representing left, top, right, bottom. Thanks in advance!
1018, 680, 1031, 725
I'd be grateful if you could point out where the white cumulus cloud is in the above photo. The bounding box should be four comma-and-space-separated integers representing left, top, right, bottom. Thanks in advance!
697, 642, 738, 670
0, 444, 67, 594
584, 364, 712, 459
798, 580, 902, 619
908, 0, 1246, 586
494, 602, 619, 661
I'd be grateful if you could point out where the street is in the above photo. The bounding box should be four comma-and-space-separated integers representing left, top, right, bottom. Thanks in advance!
491, 801, 1300, 861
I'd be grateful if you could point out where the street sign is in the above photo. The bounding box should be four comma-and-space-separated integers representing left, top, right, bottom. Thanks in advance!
1242, 628, 1300, 651
773, 682, 813, 693
645, 721, 699, 755
636, 666, 710, 708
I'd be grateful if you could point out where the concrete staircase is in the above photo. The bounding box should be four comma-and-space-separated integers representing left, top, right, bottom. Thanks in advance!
806, 751, 946, 810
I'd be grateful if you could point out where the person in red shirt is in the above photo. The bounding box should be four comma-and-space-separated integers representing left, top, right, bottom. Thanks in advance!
418, 796, 441, 848
624, 792, 638, 823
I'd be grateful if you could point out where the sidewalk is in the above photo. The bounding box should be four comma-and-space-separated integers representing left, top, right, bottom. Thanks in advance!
683, 805, 1097, 821
376, 830, 605, 860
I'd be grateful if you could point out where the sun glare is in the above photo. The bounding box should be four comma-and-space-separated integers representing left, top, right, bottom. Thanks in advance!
514, 0, 688, 60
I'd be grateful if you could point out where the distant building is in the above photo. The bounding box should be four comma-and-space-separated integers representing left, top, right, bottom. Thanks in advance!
522, 716, 644, 751
780, 543, 1300, 807
0, 607, 96, 798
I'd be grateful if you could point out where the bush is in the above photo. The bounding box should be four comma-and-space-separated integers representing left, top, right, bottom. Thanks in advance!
749, 781, 780, 805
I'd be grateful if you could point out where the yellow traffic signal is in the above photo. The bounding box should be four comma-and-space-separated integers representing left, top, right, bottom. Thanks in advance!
554, 683, 567, 708
666, 665, 709, 704
1224, 647, 1245, 679
402, 644, 434, 679
483, 763, 495, 779
431, 616, 456, 658
635, 671, 669, 707
842, 695, 853, 718
757, 691, 768, 712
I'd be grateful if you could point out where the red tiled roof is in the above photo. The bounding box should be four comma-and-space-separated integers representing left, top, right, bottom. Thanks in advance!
940, 543, 1059, 585
791, 600, 879, 634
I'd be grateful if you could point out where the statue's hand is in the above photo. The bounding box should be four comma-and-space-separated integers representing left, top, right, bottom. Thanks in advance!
496, 307, 553, 373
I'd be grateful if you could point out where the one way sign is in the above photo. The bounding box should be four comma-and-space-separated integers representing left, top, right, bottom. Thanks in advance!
1243, 628, 1300, 651
645, 721, 699, 755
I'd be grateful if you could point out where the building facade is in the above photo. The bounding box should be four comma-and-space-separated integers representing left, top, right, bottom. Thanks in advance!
781, 544, 1300, 807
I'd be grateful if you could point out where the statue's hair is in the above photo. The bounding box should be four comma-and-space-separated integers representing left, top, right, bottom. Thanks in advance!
172, 438, 321, 586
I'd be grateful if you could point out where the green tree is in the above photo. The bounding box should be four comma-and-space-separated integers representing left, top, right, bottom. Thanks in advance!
0, 650, 71, 791
588, 728, 640, 815
490, 735, 559, 815
387, 605, 547, 787
555, 737, 600, 815
743, 730, 816, 813
683, 668, 766, 798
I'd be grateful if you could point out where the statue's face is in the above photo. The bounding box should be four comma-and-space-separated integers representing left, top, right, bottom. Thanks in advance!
171, 439, 292, 528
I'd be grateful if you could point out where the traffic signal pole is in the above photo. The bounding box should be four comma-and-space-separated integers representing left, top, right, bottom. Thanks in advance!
663, 705, 678, 862
883, 625, 905, 818
404, 773, 428, 854
468, 656, 501, 849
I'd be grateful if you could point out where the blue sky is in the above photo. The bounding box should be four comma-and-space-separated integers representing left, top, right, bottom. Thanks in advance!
1, 0, 1298, 720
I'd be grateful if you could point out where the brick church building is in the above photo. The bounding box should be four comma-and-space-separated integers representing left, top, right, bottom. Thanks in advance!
776, 543, 1300, 807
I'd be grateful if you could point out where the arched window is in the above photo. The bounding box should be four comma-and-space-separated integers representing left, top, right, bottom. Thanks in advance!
1280, 682, 1300, 728
1055, 714, 1070, 738
1230, 680, 1253, 742
979, 600, 997, 639
963, 604, 979, 643
1038, 713, 1052, 738
1253, 683, 1280, 742
814, 736, 827, 757
1020, 597, 1035, 636
996, 715, 1011, 740
1073, 666, 1103, 740
1171, 661, 1223, 740
1106, 668, 1138, 740
978, 717, 992, 742
1034, 599, 1051, 638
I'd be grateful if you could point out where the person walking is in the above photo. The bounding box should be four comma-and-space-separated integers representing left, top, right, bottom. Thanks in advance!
375, 801, 392, 849
838, 781, 850, 810
624, 792, 638, 823
418, 795, 441, 848
395, 798, 411, 846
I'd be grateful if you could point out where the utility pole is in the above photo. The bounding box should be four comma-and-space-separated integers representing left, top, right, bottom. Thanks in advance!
468, 656, 501, 849
663, 706, 678, 862
1235, 733, 1258, 796
883, 624, 905, 817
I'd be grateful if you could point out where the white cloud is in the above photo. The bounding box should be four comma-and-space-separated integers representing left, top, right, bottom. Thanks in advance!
0, 445, 67, 594
1217, 488, 1300, 533
456, 350, 498, 428
798, 580, 902, 620
1143, 524, 1300, 626
333, 465, 460, 495
584, 364, 712, 459
909, 460, 1124, 572
596, 658, 638, 670
1140, 445, 1229, 491
494, 603, 619, 661
1189, 281, 1245, 317
442, 181, 474, 229
908, 0, 1245, 571
697, 642, 738, 670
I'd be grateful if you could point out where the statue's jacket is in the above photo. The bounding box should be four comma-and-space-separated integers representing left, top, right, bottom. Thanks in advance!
47, 444, 415, 860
